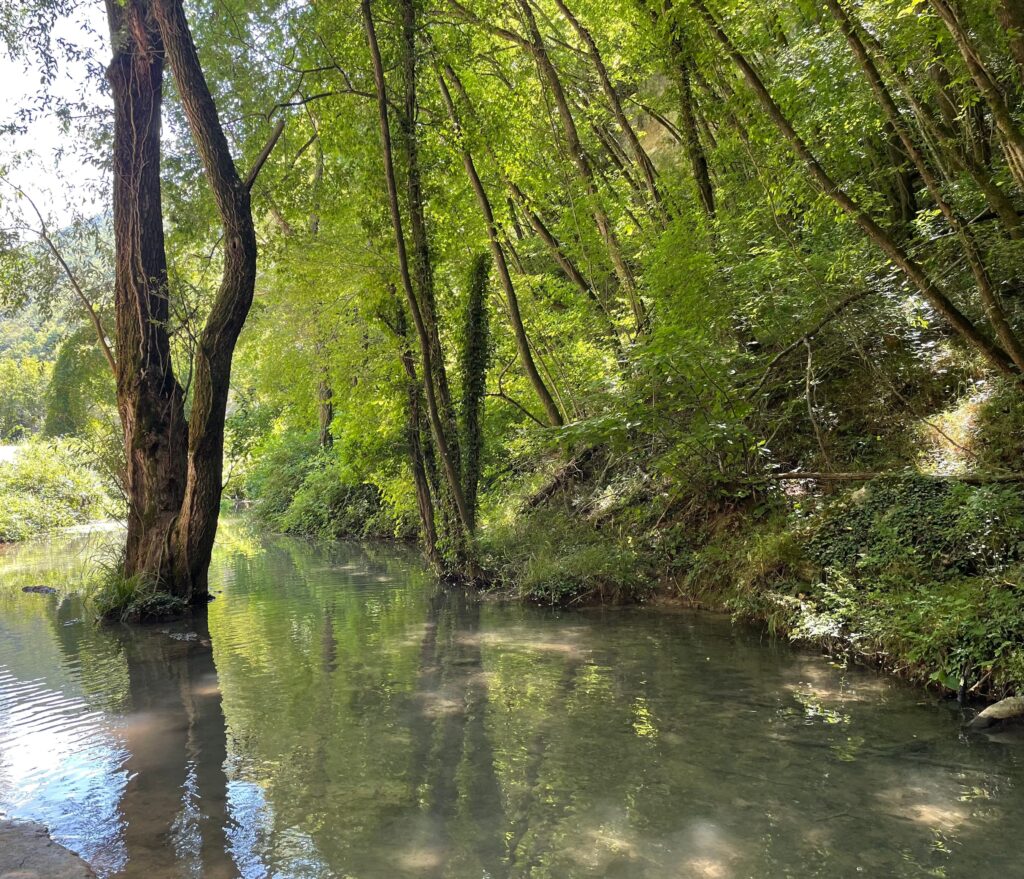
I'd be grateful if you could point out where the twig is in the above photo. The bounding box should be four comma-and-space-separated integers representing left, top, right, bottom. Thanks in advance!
0, 178, 116, 375
752, 288, 873, 395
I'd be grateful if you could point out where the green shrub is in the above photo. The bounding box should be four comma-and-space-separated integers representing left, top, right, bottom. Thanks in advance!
807, 477, 1024, 583
0, 440, 110, 542
280, 465, 398, 539
479, 508, 648, 604
245, 430, 322, 520
246, 430, 410, 539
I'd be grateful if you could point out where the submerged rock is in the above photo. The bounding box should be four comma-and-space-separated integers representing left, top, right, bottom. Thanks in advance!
0, 820, 95, 878
967, 696, 1024, 730
21, 585, 57, 595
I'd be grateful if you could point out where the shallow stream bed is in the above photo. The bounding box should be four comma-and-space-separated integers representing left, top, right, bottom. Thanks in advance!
1, 522, 1022, 878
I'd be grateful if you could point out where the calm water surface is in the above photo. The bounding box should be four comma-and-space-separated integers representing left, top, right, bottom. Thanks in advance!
1, 522, 1023, 878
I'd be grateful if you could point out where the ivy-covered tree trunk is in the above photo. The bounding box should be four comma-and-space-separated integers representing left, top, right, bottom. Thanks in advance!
105, 0, 259, 604
459, 254, 491, 532
361, 0, 474, 541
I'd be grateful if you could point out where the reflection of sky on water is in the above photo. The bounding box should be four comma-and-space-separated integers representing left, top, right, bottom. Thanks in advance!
0, 668, 128, 873
0, 523, 1023, 878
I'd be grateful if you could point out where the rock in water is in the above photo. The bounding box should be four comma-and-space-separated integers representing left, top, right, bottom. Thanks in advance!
0, 820, 95, 878
21, 586, 57, 595
967, 696, 1024, 730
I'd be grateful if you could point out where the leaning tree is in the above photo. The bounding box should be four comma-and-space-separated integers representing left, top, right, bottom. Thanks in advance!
104, 0, 280, 603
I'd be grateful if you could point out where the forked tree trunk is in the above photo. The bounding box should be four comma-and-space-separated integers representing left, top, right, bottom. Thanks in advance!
105, 0, 260, 603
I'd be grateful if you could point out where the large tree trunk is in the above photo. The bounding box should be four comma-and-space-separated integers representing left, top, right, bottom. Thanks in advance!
105, 0, 260, 604
106, 0, 191, 592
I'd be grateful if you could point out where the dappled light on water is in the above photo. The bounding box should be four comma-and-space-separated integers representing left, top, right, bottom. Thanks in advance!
1, 523, 1024, 877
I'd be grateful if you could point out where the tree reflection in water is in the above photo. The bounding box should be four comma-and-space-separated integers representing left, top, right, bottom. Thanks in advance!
2, 527, 1024, 879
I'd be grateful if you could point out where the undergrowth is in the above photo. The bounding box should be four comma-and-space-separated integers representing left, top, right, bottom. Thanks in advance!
0, 439, 111, 542
88, 551, 188, 623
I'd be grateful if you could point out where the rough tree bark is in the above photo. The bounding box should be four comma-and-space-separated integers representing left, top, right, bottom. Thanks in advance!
104, 0, 265, 603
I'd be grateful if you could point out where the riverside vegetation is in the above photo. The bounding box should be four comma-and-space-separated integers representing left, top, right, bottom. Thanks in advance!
1, 0, 1024, 700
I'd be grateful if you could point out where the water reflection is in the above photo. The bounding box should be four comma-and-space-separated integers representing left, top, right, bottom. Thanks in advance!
1, 524, 1023, 878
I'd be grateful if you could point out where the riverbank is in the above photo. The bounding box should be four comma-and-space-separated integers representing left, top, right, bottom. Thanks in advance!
0, 440, 115, 544
477, 452, 1024, 703
0, 821, 95, 878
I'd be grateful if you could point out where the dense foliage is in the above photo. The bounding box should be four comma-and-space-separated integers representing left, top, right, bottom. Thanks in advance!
2, 0, 1024, 687
0, 440, 111, 542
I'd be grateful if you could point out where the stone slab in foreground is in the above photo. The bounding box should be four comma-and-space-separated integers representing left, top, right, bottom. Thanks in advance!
0, 820, 95, 879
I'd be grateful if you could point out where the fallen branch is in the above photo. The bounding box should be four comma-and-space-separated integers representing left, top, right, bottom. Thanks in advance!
764, 470, 1024, 484
752, 288, 873, 395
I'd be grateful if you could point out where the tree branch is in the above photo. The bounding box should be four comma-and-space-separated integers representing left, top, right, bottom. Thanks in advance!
244, 118, 286, 191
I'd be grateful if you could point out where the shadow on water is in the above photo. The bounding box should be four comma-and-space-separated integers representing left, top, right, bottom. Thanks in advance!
2, 522, 1024, 878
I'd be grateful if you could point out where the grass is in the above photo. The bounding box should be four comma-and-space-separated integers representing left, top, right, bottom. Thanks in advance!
87, 550, 188, 622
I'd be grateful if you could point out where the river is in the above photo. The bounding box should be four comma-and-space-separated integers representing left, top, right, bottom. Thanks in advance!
0, 521, 1022, 878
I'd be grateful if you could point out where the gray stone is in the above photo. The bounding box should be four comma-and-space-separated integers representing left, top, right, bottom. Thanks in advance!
967, 696, 1024, 730
0, 820, 94, 878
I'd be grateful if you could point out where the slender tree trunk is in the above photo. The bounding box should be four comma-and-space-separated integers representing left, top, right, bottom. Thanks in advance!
826, 0, 1024, 373
361, 0, 474, 538
459, 254, 491, 531
441, 62, 623, 348
389, 295, 441, 568
860, 28, 1023, 236
513, 0, 647, 331
694, 0, 1019, 380
551, 0, 665, 221
397, 0, 459, 448
437, 67, 564, 426
643, 0, 715, 218
929, 0, 1024, 189
317, 377, 334, 449
998, 0, 1024, 88
505, 179, 623, 347
677, 56, 715, 219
